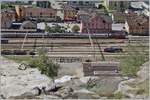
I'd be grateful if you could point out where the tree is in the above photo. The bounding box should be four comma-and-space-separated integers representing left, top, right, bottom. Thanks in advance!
45, 23, 50, 33
29, 47, 60, 83
45, 23, 65, 33
72, 25, 80, 33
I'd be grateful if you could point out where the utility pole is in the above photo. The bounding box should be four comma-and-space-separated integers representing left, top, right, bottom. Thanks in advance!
86, 25, 95, 60
95, 39, 105, 61
21, 32, 28, 50
80, 15, 96, 61
32, 38, 37, 58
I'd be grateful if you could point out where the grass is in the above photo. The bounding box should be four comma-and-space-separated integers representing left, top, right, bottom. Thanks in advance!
3, 55, 33, 63
119, 42, 149, 77
113, 91, 124, 99
127, 80, 149, 96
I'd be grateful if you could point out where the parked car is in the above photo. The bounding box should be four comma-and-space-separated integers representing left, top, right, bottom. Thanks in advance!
104, 46, 123, 53
29, 51, 36, 55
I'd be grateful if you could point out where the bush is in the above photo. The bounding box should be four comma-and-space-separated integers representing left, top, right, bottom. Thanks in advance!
28, 58, 40, 68
113, 91, 123, 99
45, 23, 65, 33
136, 89, 145, 95
72, 25, 80, 33
29, 48, 60, 81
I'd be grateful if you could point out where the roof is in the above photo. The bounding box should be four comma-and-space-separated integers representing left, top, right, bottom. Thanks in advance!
130, 2, 144, 9
10, 24, 21, 29
78, 9, 112, 23
96, 14, 113, 23
21, 21, 36, 26
112, 24, 125, 31
58, 0, 100, 1
126, 15, 149, 27
63, 5, 76, 10
1, 9, 16, 13
21, 21, 37, 29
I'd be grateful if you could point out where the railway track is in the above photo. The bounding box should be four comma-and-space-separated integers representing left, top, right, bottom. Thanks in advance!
2, 37, 148, 57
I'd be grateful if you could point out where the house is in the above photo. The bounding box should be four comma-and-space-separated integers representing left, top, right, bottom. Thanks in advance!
112, 12, 126, 23
106, 0, 130, 12
15, 6, 57, 22
24, 7, 57, 22
36, 1, 51, 8
1, 9, 16, 29
65, 0, 103, 9
15, 5, 26, 21
125, 15, 149, 36
63, 5, 77, 21
80, 11, 112, 33
9, 21, 37, 29
1, 21, 37, 33
83, 61, 120, 76
128, 2, 150, 17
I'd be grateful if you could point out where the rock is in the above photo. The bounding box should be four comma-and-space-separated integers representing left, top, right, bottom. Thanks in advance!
44, 82, 63, 93
54, 86, 74, 98
37, 95, 61, 99
0, 57, 51, 98
115, 62, 149, 99
135, 95, 147, 99
72, 89, 100, 99
90, 77, 123, 95
79, 76, 99, 84
137, 62, 149, 81
8, 87, 42, 99
54, 75, 77, 84
74, 88, 95, 94
0, 94, 6, 99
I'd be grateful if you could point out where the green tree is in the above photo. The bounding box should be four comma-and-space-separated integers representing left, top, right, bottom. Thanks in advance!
72, 25, 80, 33
45, 23, 65, 33
29, 47, 60, 83
45, 23, 50, 33
1, 3, 14, 9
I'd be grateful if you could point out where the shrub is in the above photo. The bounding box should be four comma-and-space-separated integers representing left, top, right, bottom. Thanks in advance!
72, 25, 80, 33
29, 47, 60, 81
136, 89, 145, 95
28, 57, 40, 68
113, 91, 123, 99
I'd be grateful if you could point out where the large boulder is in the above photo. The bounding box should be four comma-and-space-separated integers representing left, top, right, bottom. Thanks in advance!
137, 62, 149, 81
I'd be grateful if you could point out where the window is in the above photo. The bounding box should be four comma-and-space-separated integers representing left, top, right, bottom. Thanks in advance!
30, 12, 32, 16
79, 1, 83, 6
73, 1, 76, 4
138, 23, 141, 26
88, 23, 90, 27
40, 12, 42, 16
103, 20, 106, 23
19, 8, 22, 13
50, 13, 52, 17
85, 1, 89, 4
